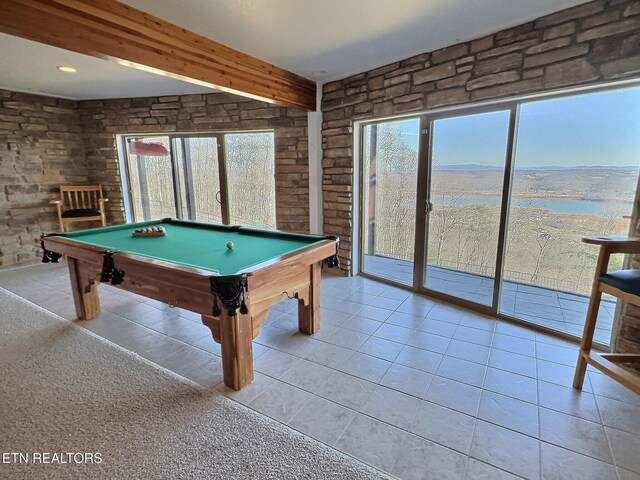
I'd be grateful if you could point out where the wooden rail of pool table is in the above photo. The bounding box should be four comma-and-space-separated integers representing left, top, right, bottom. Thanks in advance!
42, 235, 337, 390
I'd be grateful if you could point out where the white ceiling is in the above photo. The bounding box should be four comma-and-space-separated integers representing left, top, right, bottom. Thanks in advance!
0, 34, 216, 100
0, 0, 589, 100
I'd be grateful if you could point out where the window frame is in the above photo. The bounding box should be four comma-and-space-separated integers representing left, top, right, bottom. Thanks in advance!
118, 129, 276, 227
355, 78, 640, 347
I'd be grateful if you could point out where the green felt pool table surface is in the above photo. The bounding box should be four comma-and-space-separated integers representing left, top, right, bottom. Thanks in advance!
60, 219, 328, 275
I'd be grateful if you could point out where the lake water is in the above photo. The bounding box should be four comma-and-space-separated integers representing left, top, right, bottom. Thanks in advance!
433, 194, 633, 216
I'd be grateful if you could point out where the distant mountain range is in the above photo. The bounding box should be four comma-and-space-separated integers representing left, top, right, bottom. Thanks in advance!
436, 164, 639, 172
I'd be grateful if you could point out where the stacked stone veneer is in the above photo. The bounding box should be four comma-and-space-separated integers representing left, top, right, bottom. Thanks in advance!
0, 91, 87, 266
321, 0, 640, 352
79, 93, 309, 233
0, 90, 309, 267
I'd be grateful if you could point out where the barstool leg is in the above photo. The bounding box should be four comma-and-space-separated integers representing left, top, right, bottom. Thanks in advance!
573, 289, 601, 389
573, 298, 602, 389
573, 250, 608, 389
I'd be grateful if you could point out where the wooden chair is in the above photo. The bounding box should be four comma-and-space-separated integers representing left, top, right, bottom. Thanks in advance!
50, 185, 108, 232
573, 236, 640, 395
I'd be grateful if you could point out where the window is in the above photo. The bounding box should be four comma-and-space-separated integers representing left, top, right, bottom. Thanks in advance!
361, 118, 420, 285
358, 83, 640, 346
225, 133, 276, 228
500, 87, 640, 343
425, 110, 511, 306
121, 131, 276, 228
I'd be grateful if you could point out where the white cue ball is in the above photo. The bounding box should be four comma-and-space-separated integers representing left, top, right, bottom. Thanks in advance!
226, 241, 234, 250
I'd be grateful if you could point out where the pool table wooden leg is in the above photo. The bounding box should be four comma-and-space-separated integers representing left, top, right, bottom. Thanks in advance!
217, 308, 254, 390
67, 257, 101, 320
298, 262, 321, 335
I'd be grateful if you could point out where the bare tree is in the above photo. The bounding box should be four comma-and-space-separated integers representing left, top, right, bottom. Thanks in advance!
529, 218, 553, 284
370, 122, 418, 261
429, 193, 466, 265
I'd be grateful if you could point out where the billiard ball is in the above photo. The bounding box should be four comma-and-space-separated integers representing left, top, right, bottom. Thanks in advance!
226, 241, 234, 250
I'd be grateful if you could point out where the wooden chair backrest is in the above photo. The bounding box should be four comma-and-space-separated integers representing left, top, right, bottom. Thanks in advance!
60, 185, 104, 210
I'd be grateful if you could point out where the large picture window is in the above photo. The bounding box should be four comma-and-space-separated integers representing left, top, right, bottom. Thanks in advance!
121, 131, 276, 229
500, 88, 640, 343
359, 83, 640, 346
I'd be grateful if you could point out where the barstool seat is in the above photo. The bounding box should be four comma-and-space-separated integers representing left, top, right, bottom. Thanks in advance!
600, 270, 640, 296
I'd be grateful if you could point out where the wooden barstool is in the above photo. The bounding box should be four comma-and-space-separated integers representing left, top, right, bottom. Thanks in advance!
573, 236, 640, 395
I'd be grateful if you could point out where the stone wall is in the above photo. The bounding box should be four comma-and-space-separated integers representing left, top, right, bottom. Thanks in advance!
0, 90, 309, 267
79, 93, 309, 232
321, 0, 640, 352
0, 90, 87, 267
322, 0, 640, 274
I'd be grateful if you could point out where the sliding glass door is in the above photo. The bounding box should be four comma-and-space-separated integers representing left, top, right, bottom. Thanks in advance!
225, 133, 276, 228
174, 136, 224, 223
500, 87, 640, 343
424, 110, 512, 306
121, 131, 276, 228
361, 119, 420, 286
359, 82, 640, 345
124, 136, 175, 221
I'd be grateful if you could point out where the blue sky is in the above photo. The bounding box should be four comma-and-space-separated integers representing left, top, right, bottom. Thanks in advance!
402, 85, 640, 168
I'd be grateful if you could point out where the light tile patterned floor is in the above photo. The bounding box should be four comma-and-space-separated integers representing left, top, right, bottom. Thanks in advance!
363, 254, 616, 345
1, 263, 639, 480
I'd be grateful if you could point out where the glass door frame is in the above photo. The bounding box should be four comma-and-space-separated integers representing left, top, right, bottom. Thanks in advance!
119, 129, 273, 225
173, 133, 229, 224
357, 104, 518, 315
357, 78, 640, 345
357, 116, 422, 286
415, 103, 518, 315
120, 134, 177, 222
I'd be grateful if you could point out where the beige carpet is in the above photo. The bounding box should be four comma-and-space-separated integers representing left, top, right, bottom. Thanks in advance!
0, 288, 391, 480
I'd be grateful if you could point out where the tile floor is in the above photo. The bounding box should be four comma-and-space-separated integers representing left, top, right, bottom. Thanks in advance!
1, 263, 639, 480
363, 254, 616, 345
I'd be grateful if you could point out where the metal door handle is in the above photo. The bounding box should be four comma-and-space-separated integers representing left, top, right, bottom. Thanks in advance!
215, 191, 221, 204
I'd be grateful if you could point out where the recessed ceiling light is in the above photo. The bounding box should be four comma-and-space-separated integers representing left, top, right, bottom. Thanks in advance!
57, 66, 77, 73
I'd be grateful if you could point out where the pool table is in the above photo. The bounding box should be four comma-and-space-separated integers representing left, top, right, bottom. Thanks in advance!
41, 219, 339, 390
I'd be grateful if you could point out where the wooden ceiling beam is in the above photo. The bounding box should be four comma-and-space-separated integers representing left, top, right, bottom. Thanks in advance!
0, 0, 316, 110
